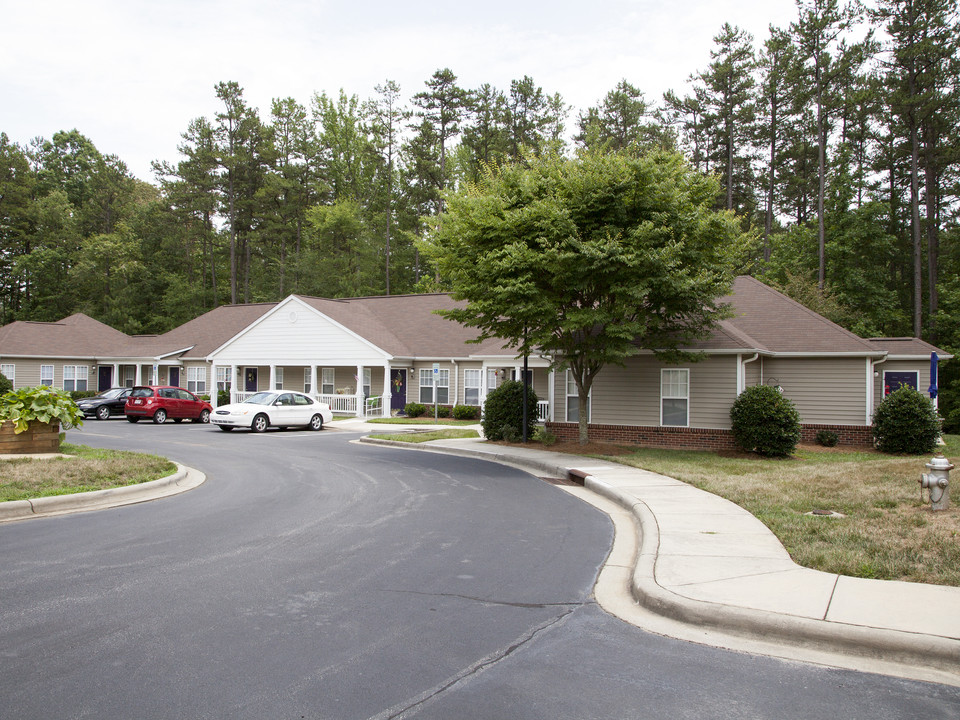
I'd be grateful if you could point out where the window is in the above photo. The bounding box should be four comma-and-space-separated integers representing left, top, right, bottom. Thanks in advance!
274, 367, 284, 390
41, 365, 54, 387
187, 367, 207, 394
124, 367, 135, 388
321, 368, 335, 395
464, 369, 482, 405
661, 369, 689, 427
304, 368, 312, 394
362, 368, 372, 398
216, 367, 232, 392
565, 370, 590, 423
0, 364, 14, 386
419, 368, 449, 404
63, 365, 88, 392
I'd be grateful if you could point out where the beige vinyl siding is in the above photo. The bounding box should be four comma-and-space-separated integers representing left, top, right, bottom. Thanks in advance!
743, 356, 762, 388
5, 359, 41, 388
456, 362, 484, 406
760, 357, 867, 425
555, 355, 739, 429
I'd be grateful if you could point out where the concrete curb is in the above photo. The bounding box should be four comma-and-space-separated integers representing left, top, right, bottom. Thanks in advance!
0, 464, 206, 523
359, 436, 960, 681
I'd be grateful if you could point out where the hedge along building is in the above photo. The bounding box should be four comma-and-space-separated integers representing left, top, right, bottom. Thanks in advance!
0, 276, 949, 447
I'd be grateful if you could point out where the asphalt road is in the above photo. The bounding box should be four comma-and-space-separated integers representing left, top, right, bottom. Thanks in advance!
1, 421, 958, 719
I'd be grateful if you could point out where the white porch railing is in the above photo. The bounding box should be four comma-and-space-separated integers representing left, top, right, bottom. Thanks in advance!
364, 395, 385, 418
537, 400, 550, 423
319, 393, 360, 415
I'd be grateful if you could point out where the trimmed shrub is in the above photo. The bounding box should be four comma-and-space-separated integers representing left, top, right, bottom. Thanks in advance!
437, 405, 451, 418
0, 373, 13, 395
69, 390, 98, 400
218, 389, 231, 407
481, 380, 538, 441
404, 402, 427, 418
532, 425, 557, 446
730, 385, 802, 457
872, 386, 940, 454
816, 430, 839, 447
452, 404, 481, 421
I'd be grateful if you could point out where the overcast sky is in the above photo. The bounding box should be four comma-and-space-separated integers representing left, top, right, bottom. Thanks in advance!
2, 0, 800, 182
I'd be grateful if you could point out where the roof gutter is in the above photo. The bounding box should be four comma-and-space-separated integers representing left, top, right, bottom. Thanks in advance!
738, 353, 759, 395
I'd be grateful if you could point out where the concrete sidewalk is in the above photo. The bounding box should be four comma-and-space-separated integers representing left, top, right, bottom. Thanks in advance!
357, 431, 960, 687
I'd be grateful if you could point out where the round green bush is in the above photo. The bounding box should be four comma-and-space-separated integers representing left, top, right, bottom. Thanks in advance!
404, 402, 427, 418
872, 386, 940, 454
0, 372, 12, 395
452, 404, 480, 421
481, 380, 538, 442
730, 385, 802, 457
816, 430, 839, 447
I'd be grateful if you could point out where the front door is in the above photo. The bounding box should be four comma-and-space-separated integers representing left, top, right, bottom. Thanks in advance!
169, 367, 180, 388
245, 368, 259, 393
98, 366, 113, 391
390, 369, 407, 411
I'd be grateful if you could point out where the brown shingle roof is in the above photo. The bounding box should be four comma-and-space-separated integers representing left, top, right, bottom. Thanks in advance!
865, 337, 952, 359
0, 313, 129, 357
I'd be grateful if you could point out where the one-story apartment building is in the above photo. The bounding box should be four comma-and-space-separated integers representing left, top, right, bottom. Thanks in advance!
0, 276, 948, 449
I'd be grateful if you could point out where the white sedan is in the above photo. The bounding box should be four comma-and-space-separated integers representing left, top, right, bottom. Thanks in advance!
211, 391, 333, 433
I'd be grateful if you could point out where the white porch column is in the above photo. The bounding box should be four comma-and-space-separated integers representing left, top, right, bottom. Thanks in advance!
382, 363, 392, 416
210, 365, 219, 408
356, 364, 365, 416
310, 365, 318, 397
113, 363, 121, 388
548, 370, 555, 422
269, 365, 277, 391
135, 364, 142, 386
231, 364, 238, 402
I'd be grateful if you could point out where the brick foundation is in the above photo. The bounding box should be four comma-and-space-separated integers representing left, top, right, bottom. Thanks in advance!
545, 422, 874, 451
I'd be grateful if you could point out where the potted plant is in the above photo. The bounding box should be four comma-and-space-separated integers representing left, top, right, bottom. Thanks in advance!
0, 386, 85, 454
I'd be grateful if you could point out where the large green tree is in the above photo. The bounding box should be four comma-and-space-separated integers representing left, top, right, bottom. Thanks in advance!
428, 151, 744, 444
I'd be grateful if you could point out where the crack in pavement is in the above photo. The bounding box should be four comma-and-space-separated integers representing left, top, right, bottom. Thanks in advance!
382, 588, 583, 610
366, 605, 585, 720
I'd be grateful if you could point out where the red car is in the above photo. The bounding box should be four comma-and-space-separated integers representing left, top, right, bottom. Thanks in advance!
125, 386, 213, 425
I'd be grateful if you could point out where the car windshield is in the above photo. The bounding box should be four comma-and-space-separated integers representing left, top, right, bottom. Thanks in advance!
243, 392, 279, 405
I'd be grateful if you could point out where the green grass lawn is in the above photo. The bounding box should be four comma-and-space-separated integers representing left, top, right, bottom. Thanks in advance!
0, 443, 177, 502
365, 417, 480, 426
368, 429, 481, 443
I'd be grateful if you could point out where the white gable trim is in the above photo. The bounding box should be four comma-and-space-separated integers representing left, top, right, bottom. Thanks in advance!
206, 295, 392, 362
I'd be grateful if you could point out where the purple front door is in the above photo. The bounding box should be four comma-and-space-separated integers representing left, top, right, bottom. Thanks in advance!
390, 369, 407, 411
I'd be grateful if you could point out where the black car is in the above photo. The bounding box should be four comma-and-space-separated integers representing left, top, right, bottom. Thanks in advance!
76, 388, 133, 420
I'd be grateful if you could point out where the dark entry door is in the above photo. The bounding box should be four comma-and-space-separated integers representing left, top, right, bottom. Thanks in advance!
169, 367, 180, 388
245, 368, 259, 393
98, 366, 112, 391
390, 369, 407, 412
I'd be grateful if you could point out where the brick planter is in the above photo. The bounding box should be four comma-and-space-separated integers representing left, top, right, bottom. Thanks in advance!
0, 420, 61, 454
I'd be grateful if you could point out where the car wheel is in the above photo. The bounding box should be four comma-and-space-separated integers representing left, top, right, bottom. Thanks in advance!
96, 406, 110, 421
153, 409, 167, 424
309, 414, 324, 431
127, 416, 139, 423
251, 414, 269, 433
218, 425, 234, 432
198, 409, 211, 423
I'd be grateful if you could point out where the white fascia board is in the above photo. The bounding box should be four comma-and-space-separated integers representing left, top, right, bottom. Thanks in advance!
884, 353, 954, 361
155, 346, 194, 360
205, 295, 391, 362
764, 351, 887, 359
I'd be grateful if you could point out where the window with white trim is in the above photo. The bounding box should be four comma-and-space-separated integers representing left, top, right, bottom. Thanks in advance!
321, 368, 335, 395
362, 368, 372, 397
274, 367, 284, 390
565, 370, 590, 423
216, 367, 232, 391
304, 368, 312, 394
63, 365, 88, 392
41, 365, 54, 386
661, 369, 689, 427
0, 364, 14, 386
187, 367, 207, 394
420, 368, 449, 404
464, 369, 482, 405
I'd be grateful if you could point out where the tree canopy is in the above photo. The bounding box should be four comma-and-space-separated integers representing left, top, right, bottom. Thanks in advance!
427, 150, 745, 443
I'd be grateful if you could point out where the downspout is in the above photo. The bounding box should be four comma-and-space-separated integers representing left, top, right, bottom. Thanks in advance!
450, 359, 458, 407
739, 353, 759, 395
